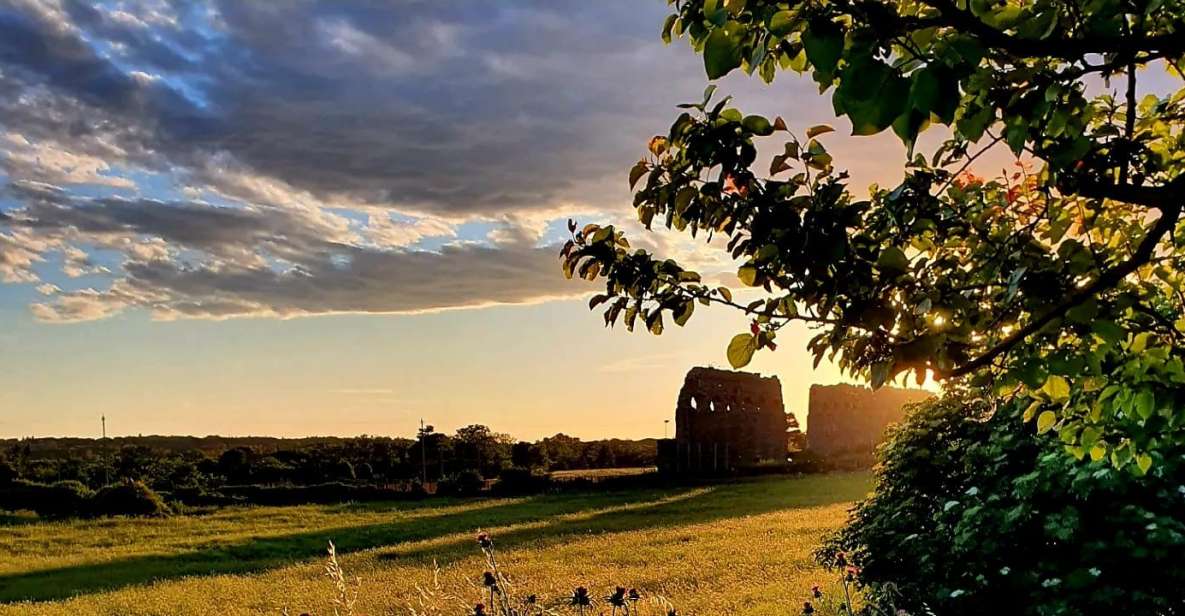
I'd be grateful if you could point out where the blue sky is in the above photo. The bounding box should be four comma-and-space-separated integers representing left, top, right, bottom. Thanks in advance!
0, 0, 951, 439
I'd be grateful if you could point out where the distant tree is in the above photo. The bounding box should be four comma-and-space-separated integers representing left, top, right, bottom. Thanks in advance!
510, 441, 533, 468
786, 413, 807, 452
0, 457, 16, 485
564, 0, 1185, 471
217, 447, 253, 483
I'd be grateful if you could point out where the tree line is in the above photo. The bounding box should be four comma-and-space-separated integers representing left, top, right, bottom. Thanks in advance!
0, 426, 658, 495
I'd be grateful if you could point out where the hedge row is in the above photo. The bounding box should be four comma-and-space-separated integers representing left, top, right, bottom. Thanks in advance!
0, 479, 169, 518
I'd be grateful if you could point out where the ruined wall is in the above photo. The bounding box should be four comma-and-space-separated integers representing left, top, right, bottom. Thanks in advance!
806, 384, 932, 456
671, 367, 787, 472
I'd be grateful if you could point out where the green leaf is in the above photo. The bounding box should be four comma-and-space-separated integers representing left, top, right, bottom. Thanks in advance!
1090, 320, 1126, 344
727, 333, 757, 368
673, 299, 695, 326
870, 361, 892, 389
703, 0, 726, 25
1135, 453, 1153, 475
802, 19, 843, 74
704, 25, 743, 80
737, 265, 759, 286
1036, 411, 1057, 434
1023, 399, 1042, 422
742, 114, 774, 136
876, 246, 909, 274
956, 105, 994, 142
1042, 375, 1070, 402
661, 14, 678, 44
1134, 389, 1155, 420
768, 10, 795, 36
629, 161, 648, 189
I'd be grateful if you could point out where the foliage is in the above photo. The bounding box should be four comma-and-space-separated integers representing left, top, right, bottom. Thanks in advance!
439, 469, 488, 497
0, 479, 93, 518
819, 393, 1185, 615
0, 457, 16, 485
0, 430, 660, 517
494, 466, 553, 496
565, 0, 1185, 467
90, 480, 170, 517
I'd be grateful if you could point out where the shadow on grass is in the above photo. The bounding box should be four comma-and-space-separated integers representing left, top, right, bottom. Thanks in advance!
0, 473, 870, 603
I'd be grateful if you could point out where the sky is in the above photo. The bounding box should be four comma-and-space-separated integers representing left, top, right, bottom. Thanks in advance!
0, 0, 955, 440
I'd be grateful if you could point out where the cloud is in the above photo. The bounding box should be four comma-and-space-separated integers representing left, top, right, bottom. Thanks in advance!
0, 0, 787, 322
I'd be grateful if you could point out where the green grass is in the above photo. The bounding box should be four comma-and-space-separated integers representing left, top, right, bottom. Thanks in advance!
0, 472, 872, 615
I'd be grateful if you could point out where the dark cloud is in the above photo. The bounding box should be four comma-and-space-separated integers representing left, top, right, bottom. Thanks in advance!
0, 0, 759, 321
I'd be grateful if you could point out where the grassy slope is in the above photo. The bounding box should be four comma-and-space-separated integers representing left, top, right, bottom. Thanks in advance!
0, 472, 872, 616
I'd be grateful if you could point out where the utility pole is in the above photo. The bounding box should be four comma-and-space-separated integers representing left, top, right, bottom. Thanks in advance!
101, 415, 106, 439
419, 419, 428, 485
664, 419, 670, 439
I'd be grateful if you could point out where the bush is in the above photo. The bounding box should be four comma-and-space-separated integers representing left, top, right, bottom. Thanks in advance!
493, 466, 551, 495
819, 393, 1185, 615
0, 458, 17, 485
785, 450, 826, 475
90, 480, 170, 517
0, 479, 93, 518
438, 469, 486, 496
168, 485, 243, 507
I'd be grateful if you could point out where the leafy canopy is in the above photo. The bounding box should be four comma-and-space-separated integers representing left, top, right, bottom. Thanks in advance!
561, 0, 1185, 471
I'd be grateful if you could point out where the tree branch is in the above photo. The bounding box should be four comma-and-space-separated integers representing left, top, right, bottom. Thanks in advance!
945, 185, 1184, 378
917, 0, 1185, 60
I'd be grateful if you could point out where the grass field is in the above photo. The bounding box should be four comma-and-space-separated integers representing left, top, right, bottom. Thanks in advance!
0, 472, 873, 616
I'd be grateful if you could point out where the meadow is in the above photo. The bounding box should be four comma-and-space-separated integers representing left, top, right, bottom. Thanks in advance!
0, 472, 872, 616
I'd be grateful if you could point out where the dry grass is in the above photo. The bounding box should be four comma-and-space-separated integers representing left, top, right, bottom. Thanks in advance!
0, 472, 872, 616
548, 467, 657, 481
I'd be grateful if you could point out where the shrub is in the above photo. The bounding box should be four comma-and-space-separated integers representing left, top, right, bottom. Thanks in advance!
784, 450, 826, 475
819, 393, 1185, 615
493, 466, 551, 495
0, 479, 93, 518
438, 469, 486, 497
90, 480, 170, 517
0, 458, 17, 485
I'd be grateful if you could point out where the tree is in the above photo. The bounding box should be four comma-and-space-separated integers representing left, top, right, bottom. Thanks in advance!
564, 0, 1185, 471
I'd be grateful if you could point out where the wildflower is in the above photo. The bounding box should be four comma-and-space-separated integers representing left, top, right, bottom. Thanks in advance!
476, 532, 493, 549
811, 585, 822, 599
525, 594, 537, 604
628, 589, 641, 602
608, 587, 627, 608
571, 587, 591, 607
474, 604, 487, 616
482, 571, 498, 589
835, 552, 848, 568
803, 601, 815, 614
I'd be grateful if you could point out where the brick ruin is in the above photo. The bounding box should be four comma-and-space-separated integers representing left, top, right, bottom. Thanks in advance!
665, 367, 788, 472
806, 384, 932, 456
